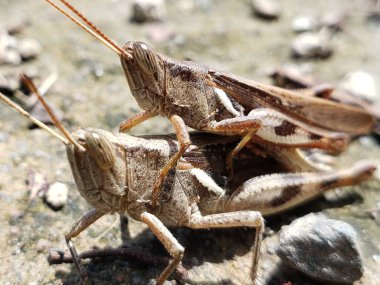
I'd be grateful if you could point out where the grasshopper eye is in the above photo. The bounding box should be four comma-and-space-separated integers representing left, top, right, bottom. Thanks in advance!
84, 131, 116, 170
133, 41, 160, 75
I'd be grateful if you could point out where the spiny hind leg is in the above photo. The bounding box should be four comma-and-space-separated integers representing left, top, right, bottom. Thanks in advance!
224, 161, 376, 215
187, 207, 264, 283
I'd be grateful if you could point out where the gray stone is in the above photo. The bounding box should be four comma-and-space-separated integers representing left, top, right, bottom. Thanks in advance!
277, 213, 363, 283
291, 31, 333, 58
130, 0, 166, 23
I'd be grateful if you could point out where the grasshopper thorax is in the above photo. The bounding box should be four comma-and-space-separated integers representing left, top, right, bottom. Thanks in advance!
120, 41, 165, 113
67, 128, 128, 214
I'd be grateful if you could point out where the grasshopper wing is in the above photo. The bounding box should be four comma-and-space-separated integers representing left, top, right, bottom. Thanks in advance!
210, 71, 374, 135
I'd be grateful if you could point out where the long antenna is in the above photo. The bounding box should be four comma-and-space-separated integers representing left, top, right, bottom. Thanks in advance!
20, 74, 86, 152
0, 92, 68, 146
45, 0, 130, 57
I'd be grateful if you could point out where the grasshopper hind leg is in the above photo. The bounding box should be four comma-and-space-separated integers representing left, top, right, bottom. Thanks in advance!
224, 161, 376, 216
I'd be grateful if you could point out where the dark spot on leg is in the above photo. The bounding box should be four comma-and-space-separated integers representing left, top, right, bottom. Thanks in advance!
270, 185, 301, 207
321, 177, 339, 189
309, 133, 322, 140
274, 120, 297, 136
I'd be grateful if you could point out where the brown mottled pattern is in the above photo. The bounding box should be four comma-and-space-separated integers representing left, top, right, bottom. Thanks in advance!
270, 185, 301, 207
168, 63, 198, 82
274, 120, 297, 136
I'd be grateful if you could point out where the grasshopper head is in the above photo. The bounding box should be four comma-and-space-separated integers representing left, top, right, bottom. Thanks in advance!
67, 128, 128, 214
122, 41, 162, 75
120, 41, 164, 112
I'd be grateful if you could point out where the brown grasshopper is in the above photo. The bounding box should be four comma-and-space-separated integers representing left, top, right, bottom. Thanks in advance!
43, 0, 375, 207
0, 76, 376, 284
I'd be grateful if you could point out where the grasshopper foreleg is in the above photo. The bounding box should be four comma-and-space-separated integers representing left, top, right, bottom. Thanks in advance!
119, 110, 157, 132
140, 212, 185, 285
151, 115, 191, 207
65, 209, 105, 284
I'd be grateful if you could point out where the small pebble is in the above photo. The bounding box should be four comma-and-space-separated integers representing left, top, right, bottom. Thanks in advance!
269, 64, 315, 88
277, 213, 363, 283
358, 136, 377, 148
44, 182, 68, 210
9, 210, 24, 226
26, 170, 49, 201
339, 70, 377, 103
17, 38, 42, 60
130, 0, 166, 23
0, 73, 9, 91
320, 11, 345, 31
291, 31, 333, 58
251, 0, 280, 20
0, 49, 22, 65
36, 239, 51, 253
292, 15, 317, 33
6, 19, 30, 35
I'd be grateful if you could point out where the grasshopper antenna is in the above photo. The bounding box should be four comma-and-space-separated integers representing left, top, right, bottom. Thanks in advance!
19, 74, 86, 152
45, 0, 130, 57
0, 92, 68, 146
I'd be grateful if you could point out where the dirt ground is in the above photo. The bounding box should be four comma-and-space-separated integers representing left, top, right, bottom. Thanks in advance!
0, 0, 379, 284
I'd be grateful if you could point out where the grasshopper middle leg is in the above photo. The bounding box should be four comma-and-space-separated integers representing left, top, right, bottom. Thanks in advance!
187, 208, 264, 283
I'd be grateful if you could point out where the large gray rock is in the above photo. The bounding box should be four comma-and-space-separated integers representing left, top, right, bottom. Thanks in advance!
277, 213, 363, 284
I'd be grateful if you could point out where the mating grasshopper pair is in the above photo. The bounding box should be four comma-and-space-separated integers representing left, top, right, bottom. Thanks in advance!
1, 0, 377, 283
0, 80, 376, 284
45, 0, 374, 209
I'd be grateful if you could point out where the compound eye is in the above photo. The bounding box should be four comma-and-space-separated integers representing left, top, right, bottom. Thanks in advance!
133, 41, 160, 74
84, 131, 116, 170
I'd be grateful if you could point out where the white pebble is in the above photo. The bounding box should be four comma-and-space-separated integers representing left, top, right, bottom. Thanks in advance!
339, 70, 377, 103
44, 182, 68, 210
292, 15, 317, 33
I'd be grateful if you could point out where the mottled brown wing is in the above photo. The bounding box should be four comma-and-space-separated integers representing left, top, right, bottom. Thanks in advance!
211, 71, 374, 135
